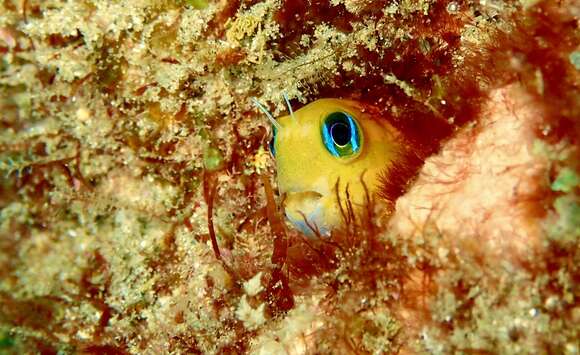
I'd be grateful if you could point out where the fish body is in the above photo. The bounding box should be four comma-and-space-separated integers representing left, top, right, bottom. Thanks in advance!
272, 98, 406, 235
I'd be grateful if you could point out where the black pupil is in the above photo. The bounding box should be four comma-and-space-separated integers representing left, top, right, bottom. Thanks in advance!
330, 122, 351, 146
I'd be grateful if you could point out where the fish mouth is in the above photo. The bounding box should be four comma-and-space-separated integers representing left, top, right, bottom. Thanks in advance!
282, 191, 331, 236
283, 191, 324, 220
284, 191, 323, 204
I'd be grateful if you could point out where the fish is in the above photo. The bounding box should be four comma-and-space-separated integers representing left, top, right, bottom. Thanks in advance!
254, 96, 414, 236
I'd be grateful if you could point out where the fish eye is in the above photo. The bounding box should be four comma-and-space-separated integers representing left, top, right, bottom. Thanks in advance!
269, 126, 277, 157
321, 111, 361, 158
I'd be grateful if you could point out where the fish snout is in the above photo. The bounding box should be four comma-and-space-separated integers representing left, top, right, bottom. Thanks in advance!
282, 191, 339, 237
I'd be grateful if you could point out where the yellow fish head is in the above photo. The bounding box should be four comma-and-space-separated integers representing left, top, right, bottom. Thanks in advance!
270, 98, 405, 236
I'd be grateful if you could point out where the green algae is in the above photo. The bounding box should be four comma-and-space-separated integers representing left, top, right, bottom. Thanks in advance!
182, 0, 208, 10
0, 333, 15, 349
203, 146, 224, 172
552, 168, 580, 193
570, 51, 580, 70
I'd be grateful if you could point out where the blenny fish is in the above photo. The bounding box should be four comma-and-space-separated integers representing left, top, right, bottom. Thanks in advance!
254, 96, 416, 236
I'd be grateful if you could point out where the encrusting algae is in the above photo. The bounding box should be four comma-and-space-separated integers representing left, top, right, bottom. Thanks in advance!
0, 0, 578, 354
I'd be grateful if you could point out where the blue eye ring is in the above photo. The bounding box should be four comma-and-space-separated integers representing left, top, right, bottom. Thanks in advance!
269, 125, 277, 157
321, 111, 361, 158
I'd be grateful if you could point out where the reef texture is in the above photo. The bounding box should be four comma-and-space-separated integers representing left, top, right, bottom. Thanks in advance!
0, 0, 578, 354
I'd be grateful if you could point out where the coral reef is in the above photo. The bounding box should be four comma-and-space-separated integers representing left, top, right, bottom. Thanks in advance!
0, 0, 578, 354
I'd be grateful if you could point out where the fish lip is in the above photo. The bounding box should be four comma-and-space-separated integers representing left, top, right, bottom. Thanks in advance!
282, 190, 329, 237
281, 190, 325, 221
283, 190, 324, 199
